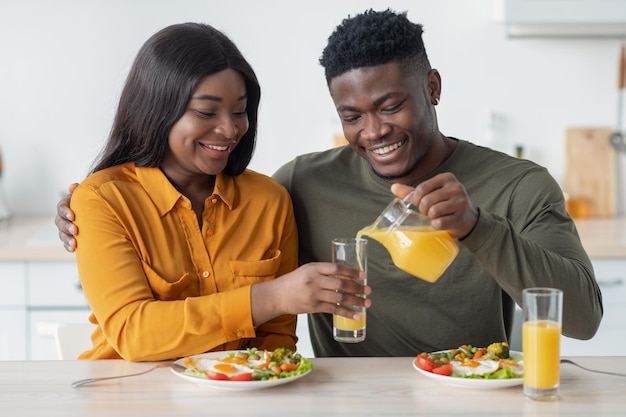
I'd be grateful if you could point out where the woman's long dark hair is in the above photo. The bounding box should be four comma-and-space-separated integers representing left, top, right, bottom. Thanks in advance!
91, 22, 260, 177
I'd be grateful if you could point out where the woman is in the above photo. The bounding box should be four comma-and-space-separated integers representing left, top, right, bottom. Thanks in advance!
71, 22, 370, 361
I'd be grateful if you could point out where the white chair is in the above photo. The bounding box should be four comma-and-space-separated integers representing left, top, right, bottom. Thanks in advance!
54, 323, 95, 360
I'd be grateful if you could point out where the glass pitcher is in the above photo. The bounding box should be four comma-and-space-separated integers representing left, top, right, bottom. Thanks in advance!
357, 196, 458, 283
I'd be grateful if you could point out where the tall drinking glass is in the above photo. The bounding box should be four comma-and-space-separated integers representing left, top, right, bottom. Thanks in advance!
332, 238, 367, 343
522, 287, 563, 401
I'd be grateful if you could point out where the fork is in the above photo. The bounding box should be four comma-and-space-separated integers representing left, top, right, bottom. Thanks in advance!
71, 362, 175, 388
560, 359, 626, 377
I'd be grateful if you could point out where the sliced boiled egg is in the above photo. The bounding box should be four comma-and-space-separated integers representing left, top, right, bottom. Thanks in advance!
451, 359, 500, 377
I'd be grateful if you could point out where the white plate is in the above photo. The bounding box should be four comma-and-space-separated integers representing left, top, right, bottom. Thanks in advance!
170, 350, 313, 391
412, 350, 523, 390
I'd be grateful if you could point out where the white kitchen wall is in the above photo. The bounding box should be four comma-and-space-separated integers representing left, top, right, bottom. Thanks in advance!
0, 0, 624, 216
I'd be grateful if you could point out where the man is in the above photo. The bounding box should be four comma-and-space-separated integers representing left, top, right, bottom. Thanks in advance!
57, 9, 602, 357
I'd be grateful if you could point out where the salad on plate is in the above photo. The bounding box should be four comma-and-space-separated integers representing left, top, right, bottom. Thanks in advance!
413, 342, 523, 388
173, 347, 314, 387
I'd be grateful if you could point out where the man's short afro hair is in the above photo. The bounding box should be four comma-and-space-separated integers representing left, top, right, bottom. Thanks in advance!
319, 9, 430, 82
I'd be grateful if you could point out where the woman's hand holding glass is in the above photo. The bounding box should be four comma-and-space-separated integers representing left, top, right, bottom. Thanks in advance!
250, 262, 371, 326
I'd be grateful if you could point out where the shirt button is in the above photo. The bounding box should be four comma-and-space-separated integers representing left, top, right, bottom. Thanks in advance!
202, 271, 209, 278
236, 330, 243, 337
211, 198, 217, 204
206, 229, 214, 237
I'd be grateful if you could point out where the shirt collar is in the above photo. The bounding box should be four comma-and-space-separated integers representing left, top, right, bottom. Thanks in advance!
136, 166, 235, 216
213, 173, 235, 210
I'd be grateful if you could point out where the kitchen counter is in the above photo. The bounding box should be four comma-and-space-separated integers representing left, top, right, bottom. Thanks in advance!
0, 216, 73, 261
574, 216, 626, 259
1, 215, 625, 261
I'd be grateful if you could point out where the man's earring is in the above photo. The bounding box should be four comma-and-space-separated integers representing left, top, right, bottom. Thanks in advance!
433, 97, 440, 105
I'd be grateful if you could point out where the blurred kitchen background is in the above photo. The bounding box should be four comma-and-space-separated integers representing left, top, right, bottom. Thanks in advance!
2, 0, 626, 361
0, 0, 625, 218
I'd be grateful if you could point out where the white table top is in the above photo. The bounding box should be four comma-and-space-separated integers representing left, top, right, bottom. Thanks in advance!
1, 356, 625, 416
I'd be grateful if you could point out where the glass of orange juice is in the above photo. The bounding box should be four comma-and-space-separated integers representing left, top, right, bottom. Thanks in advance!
357, 196, 458, 283
332, 238, 367, 343
522, 287, 563, 401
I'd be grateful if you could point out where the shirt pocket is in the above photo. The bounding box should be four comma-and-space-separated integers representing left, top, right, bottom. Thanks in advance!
228, 250, 282, 286
142, 260, 192, 301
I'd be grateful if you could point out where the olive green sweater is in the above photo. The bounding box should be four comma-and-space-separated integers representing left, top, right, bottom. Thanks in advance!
273, 139, 602, 357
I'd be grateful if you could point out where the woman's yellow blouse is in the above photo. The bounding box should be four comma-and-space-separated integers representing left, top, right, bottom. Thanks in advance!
71, 163, 299, 361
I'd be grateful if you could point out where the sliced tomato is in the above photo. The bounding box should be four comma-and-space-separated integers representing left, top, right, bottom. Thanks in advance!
229, 372, 253, 381
206, 371, 229, 380
432, 364, 453, 376
416, 353, 435, 372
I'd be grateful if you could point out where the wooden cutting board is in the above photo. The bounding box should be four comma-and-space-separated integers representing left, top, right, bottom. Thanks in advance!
565, 128, 617, 217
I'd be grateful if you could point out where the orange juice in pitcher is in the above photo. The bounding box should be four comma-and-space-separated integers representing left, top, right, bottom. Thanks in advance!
357, 197, 458, 283
357, 226, 457, 283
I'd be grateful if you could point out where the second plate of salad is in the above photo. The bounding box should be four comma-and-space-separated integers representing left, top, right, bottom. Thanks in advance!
413, 342, 523, 389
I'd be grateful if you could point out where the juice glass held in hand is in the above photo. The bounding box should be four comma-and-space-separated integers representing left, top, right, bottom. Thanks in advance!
357, 196, 458, 283
522, 287, 563, 401
332, 238, 368, 343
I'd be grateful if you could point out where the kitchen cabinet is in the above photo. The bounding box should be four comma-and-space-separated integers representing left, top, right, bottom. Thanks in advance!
0, 309, 26, 360
26, 261, 90, 360
0, 262, 26, 360
560, 259, 626, 356
0, 260, 89, 360
0, 218, 89, 360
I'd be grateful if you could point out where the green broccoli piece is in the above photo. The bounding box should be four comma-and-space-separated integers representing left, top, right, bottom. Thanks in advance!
271, 348, 302, 364
484, 342, 510, 360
